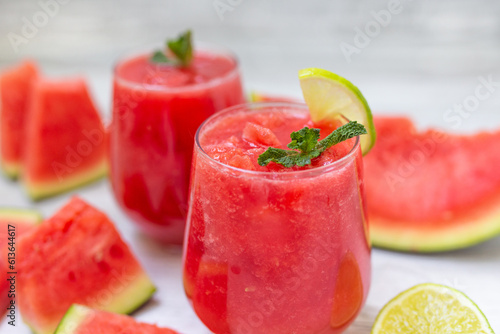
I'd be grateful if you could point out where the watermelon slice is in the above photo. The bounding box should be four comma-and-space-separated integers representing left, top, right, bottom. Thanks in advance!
0, 208, 41, 318
0, 61, 39, 178
54, 304, 178, 334
17, 197, 156, 334
364, 116, 500, 252
24, 78, 107, 200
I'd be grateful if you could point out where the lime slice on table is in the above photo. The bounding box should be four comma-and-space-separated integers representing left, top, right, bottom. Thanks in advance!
299, 68, 376, 154
372, 283, 495, 334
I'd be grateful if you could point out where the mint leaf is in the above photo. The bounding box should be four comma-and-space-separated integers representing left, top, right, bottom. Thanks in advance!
167, 30, 193, 67
257, 147, 320, 168
151, 51, 173, 64
288, 127, 320, 152
317, 121, 367, 152
258, 148, 297, 168
150, 30, 193, 66
258, 121, 366, 168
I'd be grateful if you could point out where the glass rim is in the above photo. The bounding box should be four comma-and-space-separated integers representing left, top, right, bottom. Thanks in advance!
112, 41, 241, 92
194, 102, 361, 179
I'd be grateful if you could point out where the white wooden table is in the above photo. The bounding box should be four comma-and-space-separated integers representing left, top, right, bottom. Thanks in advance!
1, 73, 499, 334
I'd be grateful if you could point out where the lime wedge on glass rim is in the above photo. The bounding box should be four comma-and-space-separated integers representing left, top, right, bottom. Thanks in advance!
299, 68, 376, 154
372, 283, 495, 334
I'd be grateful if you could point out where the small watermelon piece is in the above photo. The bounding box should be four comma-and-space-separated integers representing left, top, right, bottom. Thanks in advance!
365, 116, 500, 252
0, 61, 39, 178
0, 208, 41, 317
242, 122, 282, 147
54, 304, 178, 334
18, 197, 156, 334
24, 78, 107, 200
330, 251, 363, 329
192, 261, 230, 334
227, 154, 256, 170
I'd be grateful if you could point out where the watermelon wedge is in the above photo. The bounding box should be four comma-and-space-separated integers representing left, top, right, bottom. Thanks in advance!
23, 78, 107, 200
17, 197, 156, 334
0, 61, 39, 178
364, 116, 500, 252
55, 304, 178, 334
0, 208, 41, 317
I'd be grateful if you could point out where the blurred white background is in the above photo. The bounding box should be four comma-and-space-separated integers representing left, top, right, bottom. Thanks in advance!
1, 0, 500, 130
1, 1, 500, 333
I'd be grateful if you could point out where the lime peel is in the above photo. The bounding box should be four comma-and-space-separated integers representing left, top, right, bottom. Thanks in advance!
372, 283, 495, 334
299, 68, 376, 154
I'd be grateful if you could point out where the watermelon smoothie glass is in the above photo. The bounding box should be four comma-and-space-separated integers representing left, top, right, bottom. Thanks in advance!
183, 102, 371, 334
110, 47, 244, 244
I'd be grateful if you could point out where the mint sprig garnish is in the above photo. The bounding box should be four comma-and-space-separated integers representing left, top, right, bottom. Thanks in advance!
258, 121, 367, 168
167, 30, 193, 66
150, 30, 193, 67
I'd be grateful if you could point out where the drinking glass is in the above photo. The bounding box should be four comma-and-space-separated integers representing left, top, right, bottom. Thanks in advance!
183, 102, 371, 334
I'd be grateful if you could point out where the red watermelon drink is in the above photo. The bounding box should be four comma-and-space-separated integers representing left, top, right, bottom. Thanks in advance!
183, 102, 371, 334
109, 31, 244, 244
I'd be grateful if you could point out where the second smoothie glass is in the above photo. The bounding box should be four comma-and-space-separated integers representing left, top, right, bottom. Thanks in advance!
110, 46, 244, 244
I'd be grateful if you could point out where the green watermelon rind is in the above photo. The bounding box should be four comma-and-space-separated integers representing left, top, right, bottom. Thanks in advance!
0, 209, 41, 333
0, 208, 42, 225
0, 161, 21, 180
103, 272, 157, 316
27, 273, 156, 334
24, 159, 108, 201
53, 304, 91, 334
248, 91, 301, 104
371, 211, 500, 252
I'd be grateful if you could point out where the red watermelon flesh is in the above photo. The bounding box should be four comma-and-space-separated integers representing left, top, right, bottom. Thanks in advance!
17, 197, 156, 334
364, 116, 500, 251
55, 304, 178, 334
0, 209, 41, 318
24, 78, 107, 200
0, 60, 39, 178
